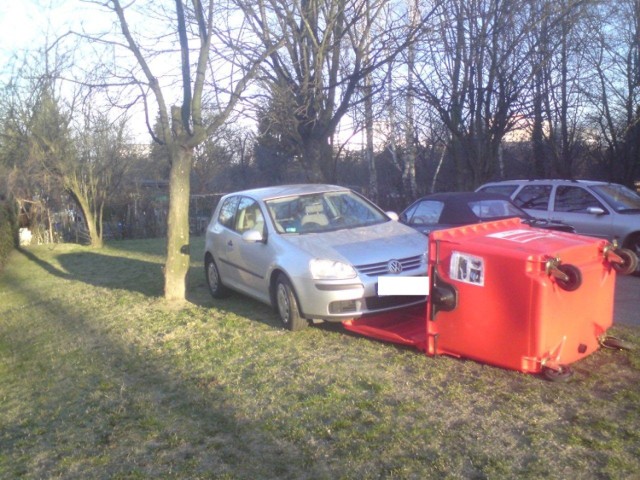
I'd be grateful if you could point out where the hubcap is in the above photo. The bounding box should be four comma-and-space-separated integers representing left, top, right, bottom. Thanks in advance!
277, 284, 290, 323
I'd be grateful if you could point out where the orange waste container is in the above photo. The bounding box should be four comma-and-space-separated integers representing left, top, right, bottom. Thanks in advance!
344, 218, 629, 379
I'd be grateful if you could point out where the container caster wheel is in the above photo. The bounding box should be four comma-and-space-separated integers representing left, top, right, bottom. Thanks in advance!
600, 336, 634, 351
555, 264, 582, 292
611, 248, 638, 276
542, 364, 574, 382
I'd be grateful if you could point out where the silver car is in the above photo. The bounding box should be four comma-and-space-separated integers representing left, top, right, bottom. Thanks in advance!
204, 184, 428, 330
476, 179, 640, 272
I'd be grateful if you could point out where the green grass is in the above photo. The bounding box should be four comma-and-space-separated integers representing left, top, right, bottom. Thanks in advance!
1, 237, 639, 479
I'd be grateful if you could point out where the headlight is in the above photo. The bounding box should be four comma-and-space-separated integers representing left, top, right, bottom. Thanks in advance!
309, 259, 357, 280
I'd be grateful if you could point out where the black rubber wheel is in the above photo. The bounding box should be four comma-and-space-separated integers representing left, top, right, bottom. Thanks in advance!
542, 365, 574, 382
601, 336, 635, 351
611, 247, 639, 276
623, 234, 640, 276
555, 264, 582, 292
205, 255, 231, 299
275, 274, 308, 331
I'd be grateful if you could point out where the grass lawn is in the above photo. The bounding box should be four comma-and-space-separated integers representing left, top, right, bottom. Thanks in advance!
1, 237, 639, 479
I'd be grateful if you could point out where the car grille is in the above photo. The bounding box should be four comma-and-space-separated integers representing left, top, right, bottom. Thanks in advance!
355, 255, 424, 276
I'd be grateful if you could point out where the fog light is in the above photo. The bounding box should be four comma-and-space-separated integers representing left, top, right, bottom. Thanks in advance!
329, 300, 359, 314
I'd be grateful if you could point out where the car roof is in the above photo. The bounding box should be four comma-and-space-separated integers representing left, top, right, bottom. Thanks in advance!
414, 191, 514, 203
408, 192, 522, 224
480, 179, 610, 187
224, 184, 350, 201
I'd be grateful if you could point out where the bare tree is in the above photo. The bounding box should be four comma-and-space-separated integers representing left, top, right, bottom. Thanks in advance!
362, 0, 379, 201
529, 0, 593, 178
582, 0, 640, 185
402, 0, 419, 199
235, 0, 427, 183
1, 58, 133, 247
70, 111, 134, 247
79, 0, 265, 300
411, 0, 588, 189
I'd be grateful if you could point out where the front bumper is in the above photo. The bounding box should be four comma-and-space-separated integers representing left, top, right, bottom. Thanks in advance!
293, 276, 427, 321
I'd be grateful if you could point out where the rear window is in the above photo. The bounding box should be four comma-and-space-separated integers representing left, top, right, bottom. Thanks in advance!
513, 185, 552, 211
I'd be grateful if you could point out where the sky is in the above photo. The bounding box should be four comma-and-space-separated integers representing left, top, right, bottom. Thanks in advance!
0, 1, 155, 142
0, 1, 72, 67
0, 2, 41, 46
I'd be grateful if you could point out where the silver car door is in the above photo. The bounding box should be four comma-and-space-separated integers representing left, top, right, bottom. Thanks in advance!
550, 186, 613, 239
213, 195, 241, 283
227, 197, 273, 301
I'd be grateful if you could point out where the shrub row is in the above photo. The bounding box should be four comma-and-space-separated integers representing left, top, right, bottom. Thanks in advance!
0, 200, 18, 271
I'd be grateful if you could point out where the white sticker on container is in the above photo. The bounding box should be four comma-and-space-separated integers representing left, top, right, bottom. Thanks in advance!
449, 251, 485, 286
486, 229, 553, 243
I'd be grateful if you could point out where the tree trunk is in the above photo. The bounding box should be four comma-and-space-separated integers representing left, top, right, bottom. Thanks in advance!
301, 137, 333, 182
85, 209, 103, 248
66, 180, 103, 248
402, 0, 419, 202
164, 146, 193, 301
365, 78, 377, 202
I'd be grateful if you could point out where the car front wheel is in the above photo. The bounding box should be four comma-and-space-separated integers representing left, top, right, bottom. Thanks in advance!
275, 274, 308, 331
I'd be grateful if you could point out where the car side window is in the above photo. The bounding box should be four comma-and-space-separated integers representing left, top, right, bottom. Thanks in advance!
234, 197, 266, 234
513, 185, 552, 210
217, 196, 240, 229
554, 186, 607, 213
405, 200, 444, 225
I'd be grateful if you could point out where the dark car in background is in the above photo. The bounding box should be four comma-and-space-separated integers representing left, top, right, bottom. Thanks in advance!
400, 192, 575, 236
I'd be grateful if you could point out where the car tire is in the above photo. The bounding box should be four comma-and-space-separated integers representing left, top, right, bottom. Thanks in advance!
275, 274, 308, 331
623, 234, 640, 276
205, 255, 230, 299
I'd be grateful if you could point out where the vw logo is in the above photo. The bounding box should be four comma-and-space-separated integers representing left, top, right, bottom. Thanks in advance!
387, 259, 403, 274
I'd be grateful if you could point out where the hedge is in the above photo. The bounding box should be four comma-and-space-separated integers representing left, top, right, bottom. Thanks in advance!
0, 200, 18, 271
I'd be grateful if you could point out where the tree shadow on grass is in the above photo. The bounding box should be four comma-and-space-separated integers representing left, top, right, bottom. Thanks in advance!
2, 280, 325, 479
103, 234, 205, 258
19, 248, 165, 297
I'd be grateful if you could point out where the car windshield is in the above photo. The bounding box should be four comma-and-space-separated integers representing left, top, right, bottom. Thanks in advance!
591, 184, 640, 213
469, 199, 526, 220
265, 191, 388, 234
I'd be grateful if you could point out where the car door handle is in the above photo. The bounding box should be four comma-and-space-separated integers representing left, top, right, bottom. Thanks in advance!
227, 240, 233, 247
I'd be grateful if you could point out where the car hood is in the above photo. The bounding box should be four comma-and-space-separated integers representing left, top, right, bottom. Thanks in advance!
283, 221, 427, 265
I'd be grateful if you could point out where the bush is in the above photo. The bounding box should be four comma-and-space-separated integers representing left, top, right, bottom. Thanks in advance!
0, 199, 18, 271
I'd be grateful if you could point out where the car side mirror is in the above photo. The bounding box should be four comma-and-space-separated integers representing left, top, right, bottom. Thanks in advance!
386, 211, 399, 221
242, 229, 265, 243
587, 207, 606, 215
